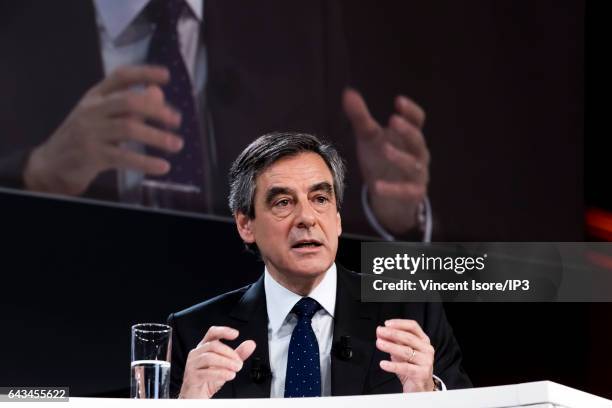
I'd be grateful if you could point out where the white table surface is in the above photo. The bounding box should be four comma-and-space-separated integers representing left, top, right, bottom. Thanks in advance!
5, 381, 611, 408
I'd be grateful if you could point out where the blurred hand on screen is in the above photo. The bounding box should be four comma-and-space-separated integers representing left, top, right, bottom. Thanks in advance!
343, 88, 429, 236
24, 65, 184, 196
179, 326, 256, 399
376, 319, 435, 392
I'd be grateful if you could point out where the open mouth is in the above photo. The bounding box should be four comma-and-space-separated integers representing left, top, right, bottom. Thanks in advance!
291, 239, 323, 249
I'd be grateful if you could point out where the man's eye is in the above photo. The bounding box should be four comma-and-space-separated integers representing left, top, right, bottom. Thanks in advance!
315, 196, 329, 204
275, 199, 290, 207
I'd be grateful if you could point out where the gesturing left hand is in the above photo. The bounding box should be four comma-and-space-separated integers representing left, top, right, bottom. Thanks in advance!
376, 319, 435, 392
343, 88, 430, 236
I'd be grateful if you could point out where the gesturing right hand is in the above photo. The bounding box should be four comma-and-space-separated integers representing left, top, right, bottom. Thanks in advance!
179, 326, 256, 399
24, 65, 185, 196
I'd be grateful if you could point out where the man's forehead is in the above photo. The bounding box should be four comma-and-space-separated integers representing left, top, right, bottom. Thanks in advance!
257, 152, 333, 188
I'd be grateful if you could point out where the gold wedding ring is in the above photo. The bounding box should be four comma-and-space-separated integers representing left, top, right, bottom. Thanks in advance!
408, 348, 416, 363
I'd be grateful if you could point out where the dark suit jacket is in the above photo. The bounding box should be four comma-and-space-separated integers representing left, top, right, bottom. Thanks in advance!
167, 265, 471, 398
0, 1, 389, 235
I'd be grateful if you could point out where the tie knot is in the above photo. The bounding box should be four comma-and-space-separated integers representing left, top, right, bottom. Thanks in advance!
291, 297, 321, 320
150, 0, 186, 27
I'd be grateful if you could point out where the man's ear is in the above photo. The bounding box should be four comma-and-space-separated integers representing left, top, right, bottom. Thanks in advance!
235, 212, 255, 244
336, 211, 342, 237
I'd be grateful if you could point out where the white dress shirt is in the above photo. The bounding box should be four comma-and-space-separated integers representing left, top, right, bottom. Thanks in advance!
264, 263, 337, 397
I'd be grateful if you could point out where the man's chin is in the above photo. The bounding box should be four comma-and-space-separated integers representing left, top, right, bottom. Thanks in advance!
287, 256, 333, 277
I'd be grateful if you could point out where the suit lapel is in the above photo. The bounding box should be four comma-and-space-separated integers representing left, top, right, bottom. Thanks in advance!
227, 275, 272, 398
331, 266, 380, 396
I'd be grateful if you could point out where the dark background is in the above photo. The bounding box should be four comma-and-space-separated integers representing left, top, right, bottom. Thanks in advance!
1, 0, 606, 400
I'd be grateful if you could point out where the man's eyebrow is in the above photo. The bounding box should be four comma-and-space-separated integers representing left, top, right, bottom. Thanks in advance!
265, 186, 294, 204
309, 181, 334, 195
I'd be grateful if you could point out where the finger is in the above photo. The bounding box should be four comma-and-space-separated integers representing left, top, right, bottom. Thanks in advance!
93, 65, 170, 96
395, 95, 426, 129
388, 115, 429, 161
102, 86, 181, 129
376, 338, 431, 366
197, 340, 243, 362
385, 319, 430, 343
377, 326, 429, 352
235, 340, 257, 361
196, 368, 237, 383
100, 145, 170, 175
201, 326, 240, 345
107, 119, 183, 153
372, 180, 426, 203
382, 143, 427, 183
343, 88, 381, 138
379, 360, 421, 378
192, 352, 244, 372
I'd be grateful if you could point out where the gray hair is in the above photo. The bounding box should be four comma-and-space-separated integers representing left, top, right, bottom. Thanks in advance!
228, 132, 346, 218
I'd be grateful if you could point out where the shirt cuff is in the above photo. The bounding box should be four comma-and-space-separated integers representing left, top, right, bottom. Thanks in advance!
361, 185, 432, 243
432, 374, 447, 391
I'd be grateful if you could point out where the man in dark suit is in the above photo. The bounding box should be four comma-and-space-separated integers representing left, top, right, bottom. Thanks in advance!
0, 0, 430, 238
167, 132, 470, 398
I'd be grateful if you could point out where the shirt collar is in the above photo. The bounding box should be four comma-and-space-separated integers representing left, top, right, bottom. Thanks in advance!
264, 263, 337, 334
94, 0, 203, 42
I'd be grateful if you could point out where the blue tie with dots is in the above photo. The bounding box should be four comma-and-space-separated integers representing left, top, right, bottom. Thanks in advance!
146, 0, 205, 188
284, 297, 322, 398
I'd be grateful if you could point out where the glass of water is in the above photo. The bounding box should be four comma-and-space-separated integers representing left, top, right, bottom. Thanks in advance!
131, 323, 172, 399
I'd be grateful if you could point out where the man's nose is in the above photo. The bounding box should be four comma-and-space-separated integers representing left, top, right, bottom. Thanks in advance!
295, 200, 317, 229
